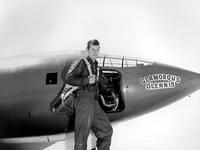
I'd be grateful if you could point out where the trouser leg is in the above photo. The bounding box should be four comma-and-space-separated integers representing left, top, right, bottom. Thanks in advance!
91, 102, 113, 150
74, 96, 96, 150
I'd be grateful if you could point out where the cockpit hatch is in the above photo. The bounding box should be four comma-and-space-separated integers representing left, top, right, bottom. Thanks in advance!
98, 69, 125, 113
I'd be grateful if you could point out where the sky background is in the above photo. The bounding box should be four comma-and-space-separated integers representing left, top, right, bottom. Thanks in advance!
1, 0, 200, 150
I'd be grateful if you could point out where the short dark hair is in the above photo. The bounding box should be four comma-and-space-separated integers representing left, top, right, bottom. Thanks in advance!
87, 39, 100, 50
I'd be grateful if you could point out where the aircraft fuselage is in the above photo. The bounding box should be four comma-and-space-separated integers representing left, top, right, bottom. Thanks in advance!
0, 53, 200, 138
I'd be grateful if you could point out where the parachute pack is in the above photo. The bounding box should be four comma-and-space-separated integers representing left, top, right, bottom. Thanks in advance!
49, 57, 95, 117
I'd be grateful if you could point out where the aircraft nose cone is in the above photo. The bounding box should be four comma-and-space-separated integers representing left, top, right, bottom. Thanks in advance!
190, 73, 200, 89
182, 70, 200, 93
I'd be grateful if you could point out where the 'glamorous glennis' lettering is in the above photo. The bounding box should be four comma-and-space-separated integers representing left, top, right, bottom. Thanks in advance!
140, 73, 181, 90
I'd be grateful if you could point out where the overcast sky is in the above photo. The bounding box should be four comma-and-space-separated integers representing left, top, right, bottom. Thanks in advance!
1, 0, 200, 150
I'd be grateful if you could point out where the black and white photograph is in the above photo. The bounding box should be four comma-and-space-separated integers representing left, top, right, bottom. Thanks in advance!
0, 0, 200, 150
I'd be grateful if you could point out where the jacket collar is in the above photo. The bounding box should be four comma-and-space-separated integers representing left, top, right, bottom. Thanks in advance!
87, 56, 98, 65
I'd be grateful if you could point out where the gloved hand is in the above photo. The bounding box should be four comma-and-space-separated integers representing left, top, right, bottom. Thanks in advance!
88, 75, 96, 84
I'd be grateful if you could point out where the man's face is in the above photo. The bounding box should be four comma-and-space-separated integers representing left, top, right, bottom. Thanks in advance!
88, 44, 100, 60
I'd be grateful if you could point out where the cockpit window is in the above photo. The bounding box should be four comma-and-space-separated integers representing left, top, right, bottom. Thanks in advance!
97, 55, 154, 68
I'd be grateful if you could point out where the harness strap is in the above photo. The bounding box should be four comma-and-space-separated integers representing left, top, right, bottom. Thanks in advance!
82, 57, 100, 81
97, 67, 100, 80
82, 57, 93, 76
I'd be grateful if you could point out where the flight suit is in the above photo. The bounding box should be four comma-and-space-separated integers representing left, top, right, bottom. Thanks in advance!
65, 56, 113, 150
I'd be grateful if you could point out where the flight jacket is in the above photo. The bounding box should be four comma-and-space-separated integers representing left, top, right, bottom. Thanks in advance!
64, 56, 106, 99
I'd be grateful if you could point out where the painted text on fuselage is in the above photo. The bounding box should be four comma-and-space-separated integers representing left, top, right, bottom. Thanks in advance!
140, 73, 181, 90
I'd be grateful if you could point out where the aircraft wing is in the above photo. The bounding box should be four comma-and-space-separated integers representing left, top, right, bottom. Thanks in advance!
0, 133, 66, 150
0, 132, 97, 150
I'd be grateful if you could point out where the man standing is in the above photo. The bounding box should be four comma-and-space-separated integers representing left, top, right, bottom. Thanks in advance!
65, 39, 113, 150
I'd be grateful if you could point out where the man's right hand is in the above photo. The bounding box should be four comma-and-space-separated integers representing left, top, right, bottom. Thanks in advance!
88, 75, 96, 84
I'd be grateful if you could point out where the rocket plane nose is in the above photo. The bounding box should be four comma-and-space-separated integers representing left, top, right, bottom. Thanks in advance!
181, 70, 200, 93
191, 72, 200, 89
